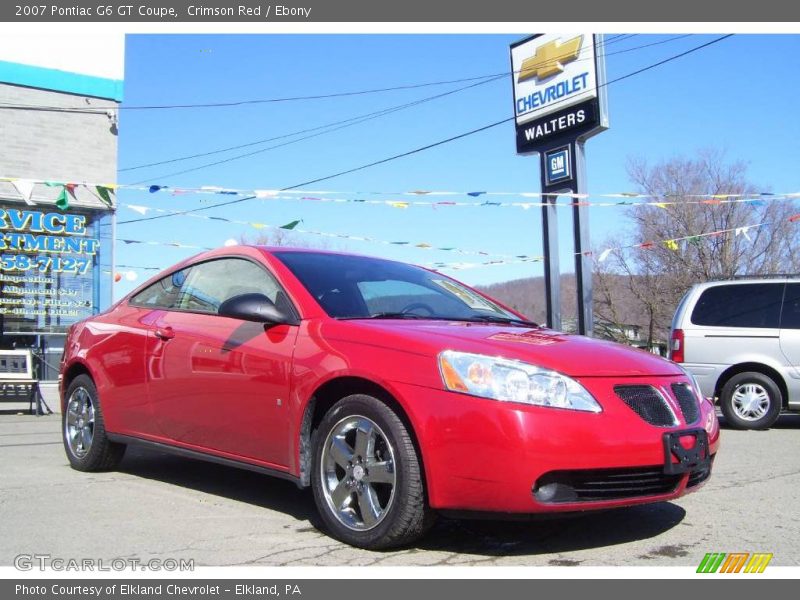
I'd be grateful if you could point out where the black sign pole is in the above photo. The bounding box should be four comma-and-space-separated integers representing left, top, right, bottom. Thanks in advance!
538, 139, 592, 336
540, 189, 561, 331
573, 140, 593, 336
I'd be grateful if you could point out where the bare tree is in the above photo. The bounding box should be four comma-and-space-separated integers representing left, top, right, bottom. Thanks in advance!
239, 228, 301, 247
238, 227, 337, 250
596, 149, 800, 344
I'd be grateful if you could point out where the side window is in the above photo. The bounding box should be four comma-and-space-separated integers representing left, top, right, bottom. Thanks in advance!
130, 268, 189, 309
176, 258, 285, 314
691, 283, 784, 328
780, 284, 800, 329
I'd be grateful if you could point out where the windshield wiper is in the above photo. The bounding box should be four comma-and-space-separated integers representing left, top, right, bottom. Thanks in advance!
339, 312, 432, 320
464, 314, 540, 327
338, 313, 539, 326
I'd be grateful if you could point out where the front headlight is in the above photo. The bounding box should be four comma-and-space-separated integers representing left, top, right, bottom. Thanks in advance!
438, 350, 602, 412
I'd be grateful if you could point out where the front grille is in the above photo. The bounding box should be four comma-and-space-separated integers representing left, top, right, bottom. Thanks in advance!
614, 385, 676, 426
671, 383, 700, 424
534, 466, 682, 503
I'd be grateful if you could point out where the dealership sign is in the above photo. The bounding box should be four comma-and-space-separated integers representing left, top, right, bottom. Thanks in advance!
510, 33, 608, 154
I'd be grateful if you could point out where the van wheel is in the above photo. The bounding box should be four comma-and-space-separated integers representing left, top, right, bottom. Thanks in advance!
311, 394, 434, 549
720, 372, 782, 430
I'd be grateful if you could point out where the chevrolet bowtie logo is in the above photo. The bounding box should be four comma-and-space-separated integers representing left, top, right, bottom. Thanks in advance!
518, 35, 584, 83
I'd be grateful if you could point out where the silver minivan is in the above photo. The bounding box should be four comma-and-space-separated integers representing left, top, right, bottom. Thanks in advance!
670, 278, 800, 429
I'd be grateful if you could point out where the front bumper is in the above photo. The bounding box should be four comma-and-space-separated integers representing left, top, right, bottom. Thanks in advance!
393, 375, 719, 514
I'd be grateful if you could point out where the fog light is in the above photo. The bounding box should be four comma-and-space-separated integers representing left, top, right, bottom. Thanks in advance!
533, 482, 577, 503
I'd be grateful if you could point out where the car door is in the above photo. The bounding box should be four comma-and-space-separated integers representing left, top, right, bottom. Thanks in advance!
779, 282, 800, 377
145, 257, 299, 468
117, 268, 189, 437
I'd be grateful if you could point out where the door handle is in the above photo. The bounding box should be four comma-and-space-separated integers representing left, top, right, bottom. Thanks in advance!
154, 327, 175, 341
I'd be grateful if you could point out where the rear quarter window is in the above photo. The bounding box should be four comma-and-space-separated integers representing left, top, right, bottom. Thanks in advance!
690, 283, 784, 328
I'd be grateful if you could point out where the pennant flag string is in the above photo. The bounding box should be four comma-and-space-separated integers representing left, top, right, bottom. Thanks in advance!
110, 212, 800, 275
119, 203, 542, 262
435, 216, 795, 270
114, 211, 800, 273
2, 175, 799, 210
588, 220, 779, 262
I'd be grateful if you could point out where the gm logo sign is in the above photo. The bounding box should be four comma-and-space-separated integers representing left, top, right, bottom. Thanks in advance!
544, 146, 572, 185
696, 552, 773, 573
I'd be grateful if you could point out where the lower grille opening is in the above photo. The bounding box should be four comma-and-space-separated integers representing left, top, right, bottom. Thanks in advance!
687, 455, 715, 488
534, 466, 682, 503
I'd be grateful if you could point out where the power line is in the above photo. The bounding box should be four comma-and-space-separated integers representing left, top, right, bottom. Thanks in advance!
122, 35, 694, 178
286, 35, 732, 192
121, 75, 506, 176
0, 34, 636, 116
117, 34, 733, 227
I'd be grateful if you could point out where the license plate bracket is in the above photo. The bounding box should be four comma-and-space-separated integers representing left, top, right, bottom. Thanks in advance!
662, 428, 710, 475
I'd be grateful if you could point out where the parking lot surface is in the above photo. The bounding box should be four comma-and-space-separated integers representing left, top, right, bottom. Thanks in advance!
1, 410, 799, 567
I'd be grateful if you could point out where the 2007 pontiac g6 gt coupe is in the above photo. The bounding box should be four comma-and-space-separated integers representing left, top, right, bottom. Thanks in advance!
61, 247, 719, 549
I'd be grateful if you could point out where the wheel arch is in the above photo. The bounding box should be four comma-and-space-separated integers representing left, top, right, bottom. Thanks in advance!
297, 376, 427, 491
61, 360, 95, 411
714, 362, 788, 408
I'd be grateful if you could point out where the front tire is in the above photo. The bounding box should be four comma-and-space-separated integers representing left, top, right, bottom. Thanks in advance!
720, 371, 782, 430
63, 374, 126, 471
311, 394, 433, 549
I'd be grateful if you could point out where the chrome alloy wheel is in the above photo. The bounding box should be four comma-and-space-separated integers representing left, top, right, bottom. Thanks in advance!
65, 387, 95, 458
320, 415, 397, 531
731, 383, 770, 421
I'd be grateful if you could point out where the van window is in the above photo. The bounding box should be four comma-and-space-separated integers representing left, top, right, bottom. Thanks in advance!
690, 283, 784, 328
781, 283, 800, 329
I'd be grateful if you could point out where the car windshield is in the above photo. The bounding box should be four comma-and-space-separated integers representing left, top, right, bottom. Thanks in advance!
272, 251, 531, 323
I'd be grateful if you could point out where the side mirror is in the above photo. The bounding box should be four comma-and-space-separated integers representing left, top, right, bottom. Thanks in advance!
218, 293, 294, 325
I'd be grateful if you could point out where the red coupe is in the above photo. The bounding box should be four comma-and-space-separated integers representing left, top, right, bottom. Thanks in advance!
61, 246, 719, 549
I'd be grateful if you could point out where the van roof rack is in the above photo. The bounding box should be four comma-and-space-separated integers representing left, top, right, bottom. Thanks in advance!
732, 274, 800, 280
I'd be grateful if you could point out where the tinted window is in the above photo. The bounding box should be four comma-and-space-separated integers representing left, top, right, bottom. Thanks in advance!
273, 251, 517, 320
357, 280, 466, 315
130, 268, 189, 309
780, 283, 800, 329
177, 258, 284, 313
691, 283, 784, 328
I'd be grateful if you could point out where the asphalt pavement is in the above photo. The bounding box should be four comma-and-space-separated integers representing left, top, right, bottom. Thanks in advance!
1, 408, 798, 567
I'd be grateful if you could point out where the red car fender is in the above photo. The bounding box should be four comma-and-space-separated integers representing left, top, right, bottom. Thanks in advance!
286, 327, 441, 490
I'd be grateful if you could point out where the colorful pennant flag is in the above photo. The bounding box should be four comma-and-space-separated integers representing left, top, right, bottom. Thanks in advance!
55, 187, 69, 211
11, 179, 36, 205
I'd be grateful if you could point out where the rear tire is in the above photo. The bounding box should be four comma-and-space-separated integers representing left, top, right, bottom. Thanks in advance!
63, 374, 126, 471
720, 371, 782, 430
311, 394, 434, 549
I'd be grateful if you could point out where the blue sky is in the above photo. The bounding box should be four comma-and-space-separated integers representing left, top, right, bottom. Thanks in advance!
114, 33, 800, 298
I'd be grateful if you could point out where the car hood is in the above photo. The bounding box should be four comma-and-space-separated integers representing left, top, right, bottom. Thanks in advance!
325, 319, 682, 378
